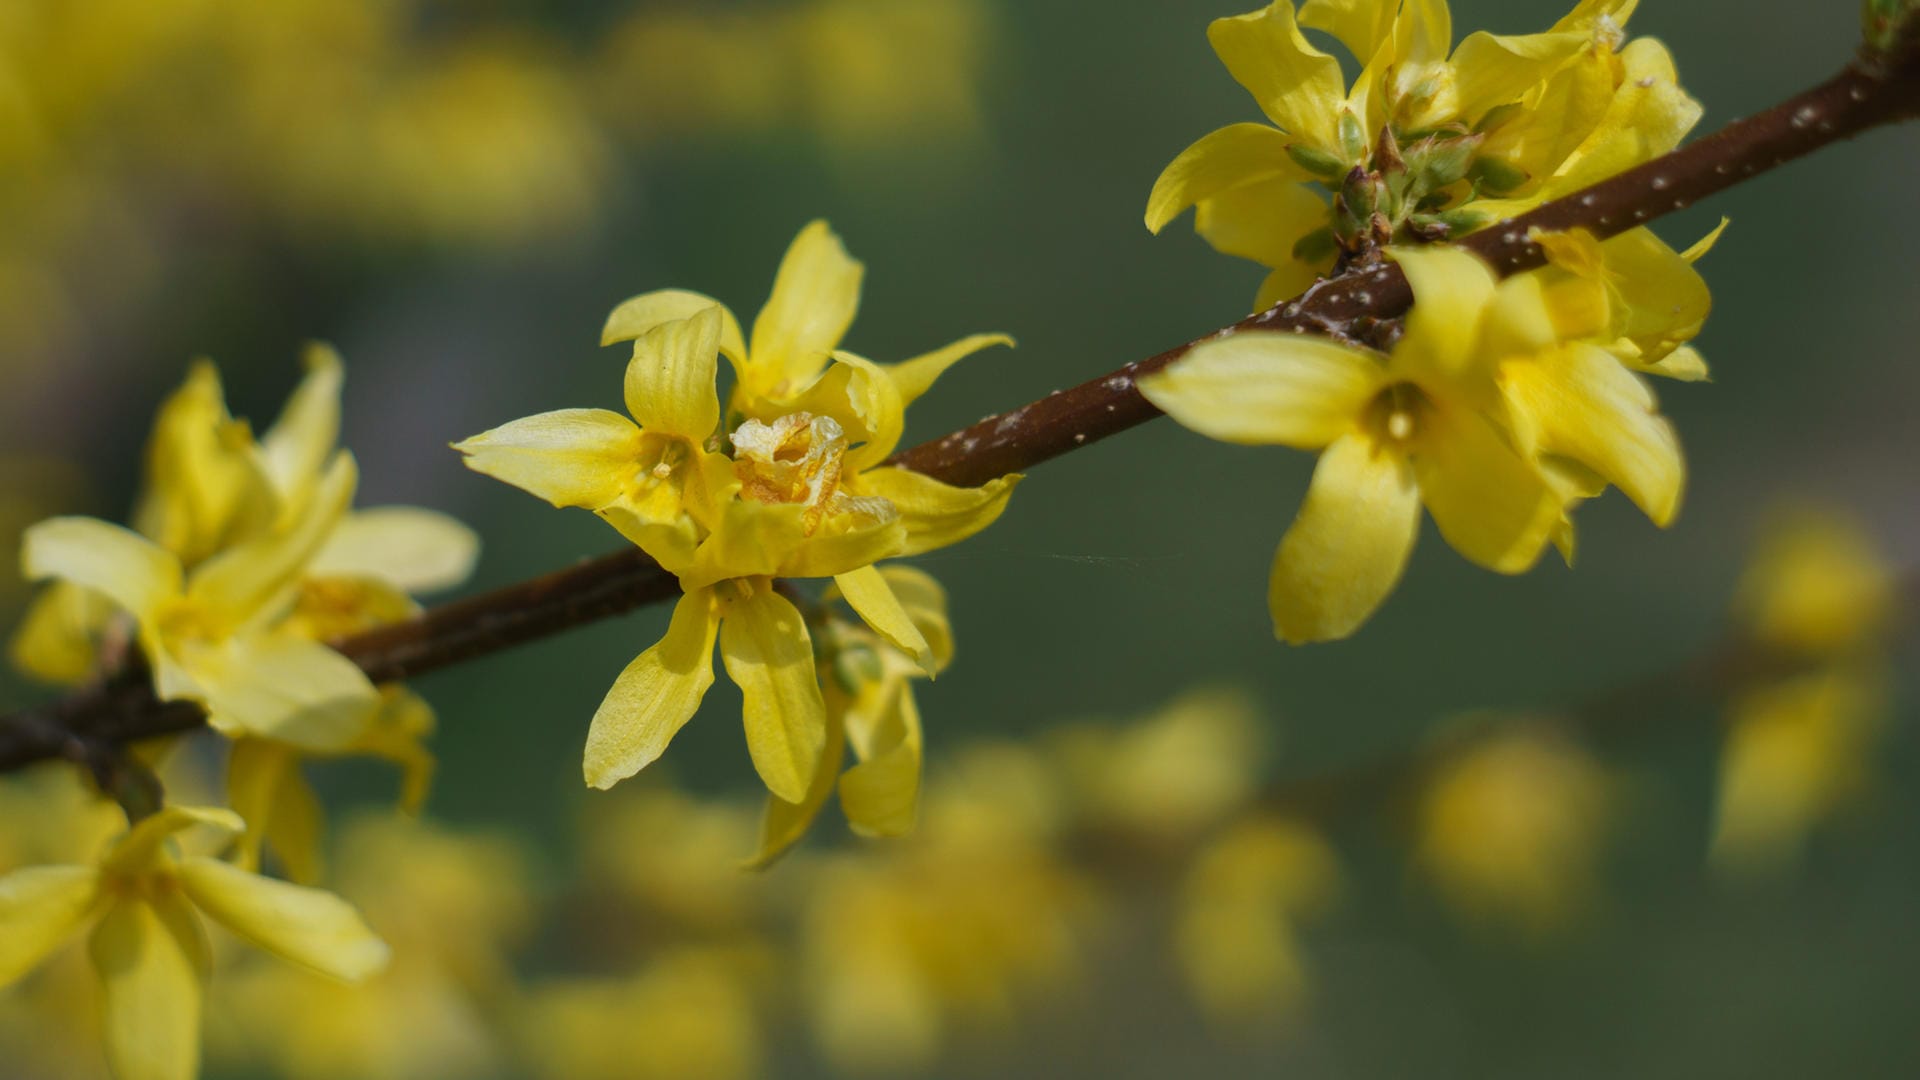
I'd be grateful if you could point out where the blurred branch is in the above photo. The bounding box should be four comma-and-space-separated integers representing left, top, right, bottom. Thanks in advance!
4, 44, 1920, 773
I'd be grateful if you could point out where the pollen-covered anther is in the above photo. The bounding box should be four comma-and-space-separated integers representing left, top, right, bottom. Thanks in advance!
730, 412, 897, 535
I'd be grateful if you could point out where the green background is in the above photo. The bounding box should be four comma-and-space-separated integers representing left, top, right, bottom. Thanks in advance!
3, 1, 1917, 1076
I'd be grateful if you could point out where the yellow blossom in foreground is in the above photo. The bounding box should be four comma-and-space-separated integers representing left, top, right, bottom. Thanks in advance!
1414, 727, 1613, 933
457, 221, 1019, 802
1174, 817, 1339, 1025
1147, 0, 1700, 308
1141, 243, 1693, 642
0, 806, 387, 1080
753, 564, 952, 866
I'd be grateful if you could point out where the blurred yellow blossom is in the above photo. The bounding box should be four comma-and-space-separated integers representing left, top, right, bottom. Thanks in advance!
1147, 0, 1700, 308
1414, 726, 1614, 933
517, 948, 767, 1080
1174, 817, 1339, 1024
801, 745, 1092, 1072
1711, 509, 1896, 876
1048, 685, 1267, 846
580, 785, 768, 938
0, 806, 387, 1080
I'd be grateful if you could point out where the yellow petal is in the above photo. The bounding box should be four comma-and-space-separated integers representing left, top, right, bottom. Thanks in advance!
839, 682, 923, 838
1255, 257, 1332, 312
748, 708, 847, 870
1391, 245, 1500, 385
191, 633, 379, 751
1141, 332, 1383, 449
453, 409, 645, 510
90, 895, 208, 1080
1448, 30, 1588, 123
1207, 4, 1345, 152
1594, 227, 1713, 365
0, 864, 99, 987
1681, 218, 1730, 264
258, 344, 344, 502
602, 288, 747, 365
847, 467, 1015, 559
795, 351, 905, 471
775, 516, 910, 581
1195, 174, 1329, 271
131, 359, 271, 566
1503, 344, 1684, 526
748, 220, 864, 395
719, 585, 827, 804
103, 807, 245, 878
1544, 38, 1701, 198
888, 333, 1015, 411
9, 581, 115, 685
583, 589, 721, 790
877, 565, 954, 673
20, 517, 180, 619
1644, 345, 1709, 383
175, 856, 389, 980
312, 506, 480, 595
1299, 0, 1397, 63
1269, 432, 1421, 644
624, 304, 723, 442
1146, 123, 1308, 235
188, 451, 357, 622
834, 566, 934, 675
226, 739, 326, 885
1413, 404, 1560, 574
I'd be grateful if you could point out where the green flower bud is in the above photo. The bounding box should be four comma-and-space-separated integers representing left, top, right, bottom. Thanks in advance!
1287, 142, 1349, 180
1468, 156, 1530, 196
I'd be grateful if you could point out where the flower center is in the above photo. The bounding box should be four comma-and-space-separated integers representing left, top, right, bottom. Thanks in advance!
729, 412, 896, 536
1367, 383, 1431, 446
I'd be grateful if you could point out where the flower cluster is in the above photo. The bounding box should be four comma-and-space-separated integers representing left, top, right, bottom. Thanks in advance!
3, 351, 479, 1078
1142, 223, 1720, 642
457, 221, 1018, 813
1147, 0, 1701, 307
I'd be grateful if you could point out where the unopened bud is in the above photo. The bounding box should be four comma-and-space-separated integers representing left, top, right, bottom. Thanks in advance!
1287, 142, 1349, 180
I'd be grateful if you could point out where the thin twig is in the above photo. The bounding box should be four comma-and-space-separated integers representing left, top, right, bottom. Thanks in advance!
3, 45, 1918, 773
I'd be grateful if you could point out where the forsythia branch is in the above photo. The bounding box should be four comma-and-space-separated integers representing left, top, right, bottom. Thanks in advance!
3, 43, 1918, 775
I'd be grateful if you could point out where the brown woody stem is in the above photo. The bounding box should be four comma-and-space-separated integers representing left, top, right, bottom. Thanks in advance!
3, 48, 1918, 774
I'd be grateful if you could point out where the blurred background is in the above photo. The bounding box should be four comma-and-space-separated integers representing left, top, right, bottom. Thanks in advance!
2, 0, 1917, 1077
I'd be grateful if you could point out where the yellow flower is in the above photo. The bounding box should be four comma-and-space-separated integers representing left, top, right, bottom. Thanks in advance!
752, 565, 953, 866
518, 949, 767, 1080
0, 806, 387, 1080
1144, 244, 1686, 642
458, 222, 1021, 801
1174, 818, 1338, 1024
1048, 685, 1266, 846
1146, 0, 1699, 308
1414, 727, 1613, 933
1734, 507, 1896, 658
21, 453, 382, 749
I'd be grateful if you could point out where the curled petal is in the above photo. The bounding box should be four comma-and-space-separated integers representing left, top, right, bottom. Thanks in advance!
1195, 174, 1329, 271
188, 452, 357, 622
1391, 246, 1500, 386
1413, 405, 1560, 574
1207, 4, 1345, 151
1504, 344, 1684, 526
849, 467, 1016, 559
834, 565, 934, 675
603, 288, 747, 365
1146, 123, 1307, 235
888, 333, 1015, 411
624, 305, 723, 442
748, 710, 847, 870
840, 682, 924, 838
258, 344, 344, 502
